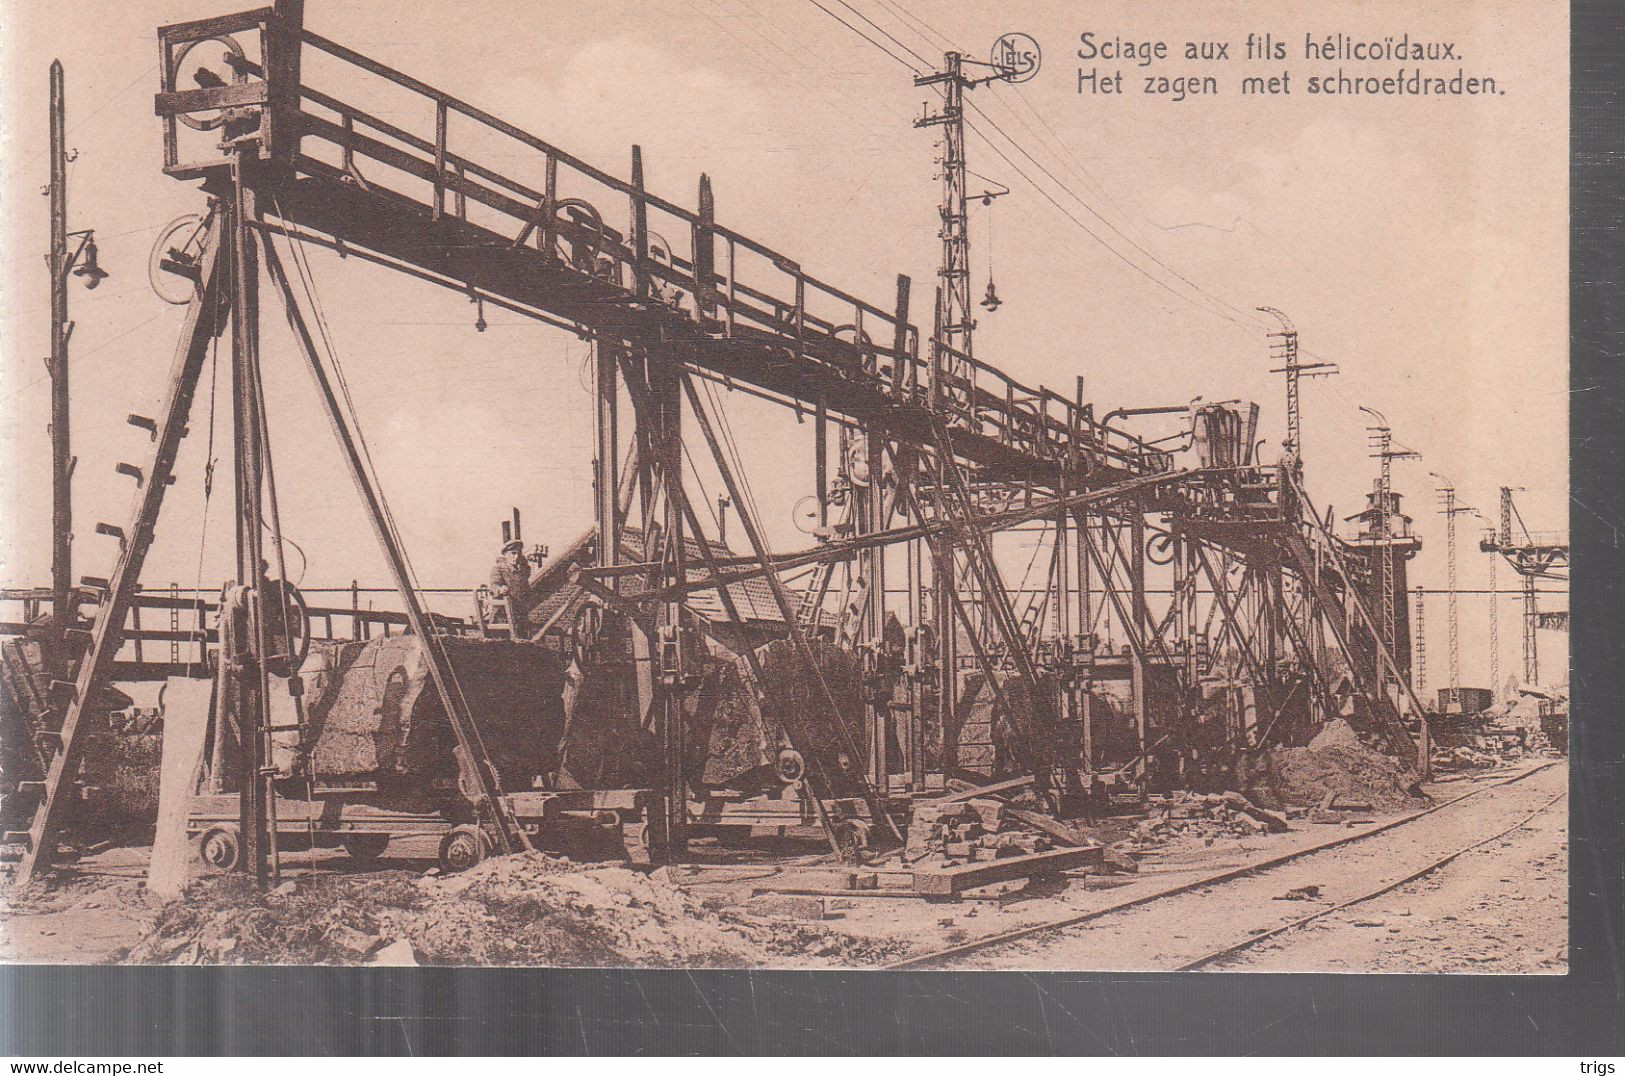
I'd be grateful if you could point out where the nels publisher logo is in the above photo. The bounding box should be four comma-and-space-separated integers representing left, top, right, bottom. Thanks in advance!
991, 32, 1041, 83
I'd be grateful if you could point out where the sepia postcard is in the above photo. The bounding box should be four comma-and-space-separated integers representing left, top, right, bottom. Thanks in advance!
0, 0, 1569, 976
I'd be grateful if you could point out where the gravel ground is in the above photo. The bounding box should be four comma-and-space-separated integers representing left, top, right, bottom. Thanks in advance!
0, 761, 1566, 970
922, 761, 1566, 972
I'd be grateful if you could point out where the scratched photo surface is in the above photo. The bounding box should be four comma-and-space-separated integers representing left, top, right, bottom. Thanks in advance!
0, 0, 1567, 971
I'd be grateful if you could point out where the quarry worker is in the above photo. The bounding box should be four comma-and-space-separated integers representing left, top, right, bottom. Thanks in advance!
491, 539, 537, 635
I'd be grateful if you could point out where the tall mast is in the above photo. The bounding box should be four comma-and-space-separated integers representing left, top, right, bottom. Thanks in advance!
48, 61, 72, 631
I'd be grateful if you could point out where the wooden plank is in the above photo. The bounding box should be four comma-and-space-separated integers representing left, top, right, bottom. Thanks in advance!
153, 81, 268, 117
912, 845, 1103, 898
1005, 807, 1093, 848
146, 678, 214, 899
925, 774, 1035, 805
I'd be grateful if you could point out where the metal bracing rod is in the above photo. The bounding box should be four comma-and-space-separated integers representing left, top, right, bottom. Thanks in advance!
613, 352, 768, 695
260, 234, 523, 855
1095, 515, 1180, 664
920, 429, 1047, 723
591, 468, 1187, 604
12, 218, 225, 890
678, 373, 902, 847
888, 470, 1038, 775
1074, 510, 1157, 669
1193, 547, 1282, 727
1270, 580, 1343, 727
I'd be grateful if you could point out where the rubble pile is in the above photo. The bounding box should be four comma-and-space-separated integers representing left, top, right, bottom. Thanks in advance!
1483, 691, 1567, 754
122, 852, 905, 967
1246, 719, 1426, 812
1124, 790, 1290, 849
1428, 689, 1567, 771
903, 798, 1072, 864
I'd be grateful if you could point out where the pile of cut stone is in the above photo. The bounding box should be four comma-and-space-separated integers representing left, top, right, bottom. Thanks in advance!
903, 798, 1060, 864
1128, 790, 1290, 849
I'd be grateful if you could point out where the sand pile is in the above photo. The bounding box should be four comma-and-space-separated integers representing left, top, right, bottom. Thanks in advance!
1246, 719, 1426, 812
122, 853, 904, 968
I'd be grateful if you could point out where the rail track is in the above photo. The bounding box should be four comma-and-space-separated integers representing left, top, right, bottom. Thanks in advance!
884, 760, 1563, 970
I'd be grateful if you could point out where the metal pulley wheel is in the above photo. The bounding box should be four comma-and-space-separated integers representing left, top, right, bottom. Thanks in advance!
571, 603, 604, 666
1147, 532, 1178, 566
845, 441, 872, 488
148, 214, 210, 305
792, 495, 823, 535
279, 582, 312, 671
171, 35, 248, 131
646, 231, 673, 267
551, 197, 608, 272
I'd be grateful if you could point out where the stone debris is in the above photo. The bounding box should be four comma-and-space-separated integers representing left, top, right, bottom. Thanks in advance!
1247, 721, 1427, 812
1122, 789, 1292, 849
121, 852, 907, 968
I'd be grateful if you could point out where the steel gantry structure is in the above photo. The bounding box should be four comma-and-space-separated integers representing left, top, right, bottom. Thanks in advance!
1480, 487, 1568, 686
8, 3, 1434, 885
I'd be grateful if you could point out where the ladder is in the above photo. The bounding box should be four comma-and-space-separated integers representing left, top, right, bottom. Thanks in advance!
10, 221, 224, 889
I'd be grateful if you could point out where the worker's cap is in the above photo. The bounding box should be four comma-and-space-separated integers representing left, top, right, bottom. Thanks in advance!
502, 539, 525, 553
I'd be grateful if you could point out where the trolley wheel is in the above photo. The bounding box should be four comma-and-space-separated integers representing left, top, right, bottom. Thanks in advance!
438, 825, 487, 873
342, 834, 390, 862
198, 824, 241, 872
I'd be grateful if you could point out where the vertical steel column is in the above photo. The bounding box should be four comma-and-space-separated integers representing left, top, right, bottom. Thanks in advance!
862, 425, 889, 791
1076, 507, 1093, 769
654, 357, 687, 854
228, 159, 273, 887
594, 341, 619, 581
1523, 573, 1539, 684
1129, 507, 1149, 783
814, 398, 828, 528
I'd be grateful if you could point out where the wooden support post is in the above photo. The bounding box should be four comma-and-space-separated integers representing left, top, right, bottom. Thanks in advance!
692, 173, 715, 317
629, 145, 649, 300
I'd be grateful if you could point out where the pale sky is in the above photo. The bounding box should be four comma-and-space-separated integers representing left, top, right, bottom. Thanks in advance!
0, 1, 1568, 687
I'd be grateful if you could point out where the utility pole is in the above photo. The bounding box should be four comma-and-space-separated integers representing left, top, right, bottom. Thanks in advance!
1431, 474, 1473, 691
914, 52, 1016, 411
1413, 583, 1427, 699
1257, 307, 1336, 461
1360, 408, 1417, 660
45, 61, 108, 636
1488, 550, 1500, 699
